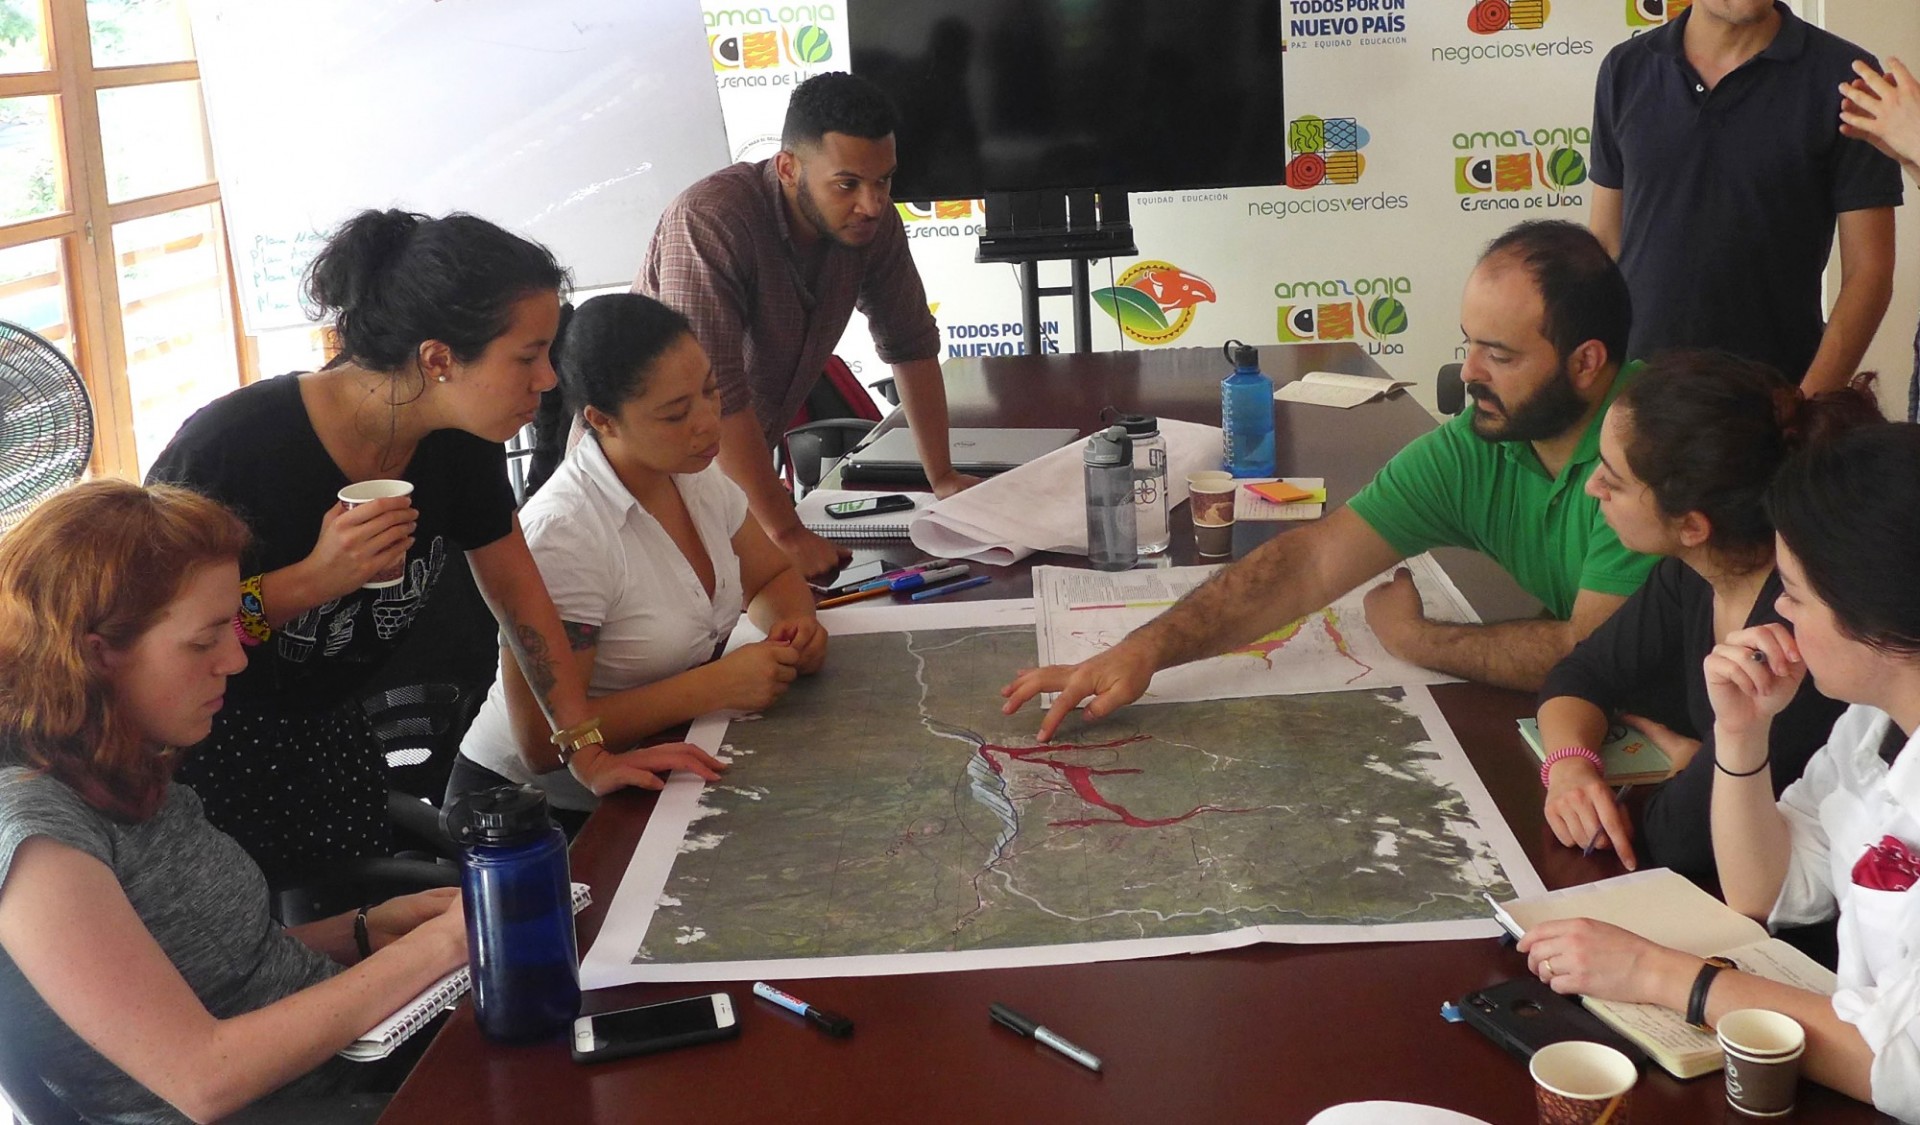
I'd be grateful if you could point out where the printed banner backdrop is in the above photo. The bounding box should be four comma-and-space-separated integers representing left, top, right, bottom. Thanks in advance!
695, 0, 1788, 414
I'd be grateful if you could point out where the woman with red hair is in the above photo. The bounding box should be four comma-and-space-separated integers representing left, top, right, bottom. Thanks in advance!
0, 482, 466, 1123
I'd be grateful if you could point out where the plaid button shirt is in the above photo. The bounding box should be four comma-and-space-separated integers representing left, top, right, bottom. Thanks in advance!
634, 159, 940, 446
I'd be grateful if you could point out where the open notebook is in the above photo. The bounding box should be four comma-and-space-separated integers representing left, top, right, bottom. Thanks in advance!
1490, 870, 1835, 1078
341, 882, 591, 1061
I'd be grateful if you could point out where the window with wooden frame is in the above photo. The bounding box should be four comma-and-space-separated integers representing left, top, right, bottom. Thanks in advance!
0, 0, 265, 480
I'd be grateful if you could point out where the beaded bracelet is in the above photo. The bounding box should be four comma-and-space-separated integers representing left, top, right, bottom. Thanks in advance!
1539, 746, 1605, 788
230, 614, 261, 647
236, 573, 272, 644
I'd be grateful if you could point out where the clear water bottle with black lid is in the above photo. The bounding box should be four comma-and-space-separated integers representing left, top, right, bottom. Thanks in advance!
1110, 410, 1169, 555
1083, 425, 1137, 571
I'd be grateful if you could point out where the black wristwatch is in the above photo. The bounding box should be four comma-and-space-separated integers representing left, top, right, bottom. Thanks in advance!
1687, 955, 1738, 1030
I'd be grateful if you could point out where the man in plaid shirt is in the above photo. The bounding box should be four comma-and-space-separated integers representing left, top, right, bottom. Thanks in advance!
637, 72, 978, 579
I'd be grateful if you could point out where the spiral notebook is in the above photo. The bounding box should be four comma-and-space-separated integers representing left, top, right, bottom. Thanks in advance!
340, 882, 591, 1062
795, 489, 937, 540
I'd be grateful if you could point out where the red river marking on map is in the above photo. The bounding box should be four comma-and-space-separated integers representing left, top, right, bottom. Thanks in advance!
976, 734, 1259, 829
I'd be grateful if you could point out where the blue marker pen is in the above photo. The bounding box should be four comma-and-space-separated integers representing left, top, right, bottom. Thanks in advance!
752, 981, 854, 1037
910, 574, 992, 602
890, 565, 970, 592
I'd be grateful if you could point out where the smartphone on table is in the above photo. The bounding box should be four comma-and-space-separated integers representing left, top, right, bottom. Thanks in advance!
571, 992, 739, 1063
824, 494, 915, 518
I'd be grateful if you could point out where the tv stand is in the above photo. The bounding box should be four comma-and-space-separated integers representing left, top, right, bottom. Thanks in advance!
975, 189, 1137, 355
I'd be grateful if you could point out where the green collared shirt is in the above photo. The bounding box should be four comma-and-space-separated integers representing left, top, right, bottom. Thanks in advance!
1346, 362, 1654, 619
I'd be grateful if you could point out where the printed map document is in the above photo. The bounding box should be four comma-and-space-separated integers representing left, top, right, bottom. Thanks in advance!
580, 599, 1543, 988
1032, 554, 1478, 705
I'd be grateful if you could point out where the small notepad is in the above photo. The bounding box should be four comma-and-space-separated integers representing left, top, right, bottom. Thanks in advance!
1274, 371, 1415, 409
340, 882, 591, 1061
1233, 478, 1326, 522
795, 489, 935, 540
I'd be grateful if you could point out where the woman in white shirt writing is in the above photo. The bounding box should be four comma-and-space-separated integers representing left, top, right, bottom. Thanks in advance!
1518, 423, 1920, 1118
451, 293, 825, 816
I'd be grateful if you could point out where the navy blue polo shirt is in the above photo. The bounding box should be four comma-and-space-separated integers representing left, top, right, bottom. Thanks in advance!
1591, 2, 1903, 382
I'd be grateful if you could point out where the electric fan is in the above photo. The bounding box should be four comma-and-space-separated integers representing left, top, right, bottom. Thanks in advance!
0, 319, 94, 532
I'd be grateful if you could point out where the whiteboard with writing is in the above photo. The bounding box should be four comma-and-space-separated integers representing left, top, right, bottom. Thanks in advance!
189, 0, 729, 331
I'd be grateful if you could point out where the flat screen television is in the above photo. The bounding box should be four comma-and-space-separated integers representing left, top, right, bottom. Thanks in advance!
848, 1, 1285, 203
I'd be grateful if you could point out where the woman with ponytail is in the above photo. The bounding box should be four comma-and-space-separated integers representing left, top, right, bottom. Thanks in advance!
1519, 423, 1920, 1119
451, 293, 821, 816
146, 210, 660, 885
0, 482, 468, 1123
1537, 350, 1880, 884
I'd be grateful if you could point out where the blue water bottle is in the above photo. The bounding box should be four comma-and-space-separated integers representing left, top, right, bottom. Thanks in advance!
449, 785, 580, 1042
1221, 340, 1277, 477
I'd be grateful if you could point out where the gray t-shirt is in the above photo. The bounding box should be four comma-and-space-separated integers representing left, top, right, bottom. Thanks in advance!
0, 768, 346, 1124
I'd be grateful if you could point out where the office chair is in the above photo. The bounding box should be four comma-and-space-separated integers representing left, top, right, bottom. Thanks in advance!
270, 563, 497, 925
1436, 363, 1466, 416
777, 356, 894, 495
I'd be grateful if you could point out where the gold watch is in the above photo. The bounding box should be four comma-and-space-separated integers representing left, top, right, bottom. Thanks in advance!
551, 718, 605, 766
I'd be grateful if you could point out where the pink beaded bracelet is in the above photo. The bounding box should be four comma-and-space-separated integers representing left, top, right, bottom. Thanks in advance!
1540, 746, 1603, 788
231, 613, 262, 647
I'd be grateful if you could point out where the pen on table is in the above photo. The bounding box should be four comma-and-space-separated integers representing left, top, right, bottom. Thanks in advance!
910, 574, 992, 602
857, 558, 961, 591
890, 564, 970, 592
989, 1003, 1102, 1072
816, 585, 892, 610
1580, 784, 1634, 858
752, 981, 854, 1037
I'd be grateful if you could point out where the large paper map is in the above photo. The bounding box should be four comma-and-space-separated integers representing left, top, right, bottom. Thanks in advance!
581, 602, 1541, 987
1033, 554, 1478, 705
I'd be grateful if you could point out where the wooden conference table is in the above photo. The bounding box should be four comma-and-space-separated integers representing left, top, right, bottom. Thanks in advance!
383, 345, 1891, 1124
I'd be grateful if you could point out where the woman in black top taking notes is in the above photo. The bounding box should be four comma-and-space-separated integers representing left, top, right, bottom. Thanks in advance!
1538, 351, 1877, 883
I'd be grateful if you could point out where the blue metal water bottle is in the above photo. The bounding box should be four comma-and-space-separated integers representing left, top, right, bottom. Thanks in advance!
450, 786, 579, 1042
1221, 340, 1277, 477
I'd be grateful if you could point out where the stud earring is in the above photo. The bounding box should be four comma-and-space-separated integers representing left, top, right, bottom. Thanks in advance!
437, 375, 448, 383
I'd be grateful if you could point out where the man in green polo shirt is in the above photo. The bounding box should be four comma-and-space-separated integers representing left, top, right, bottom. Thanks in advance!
1003, 221, 1655, 741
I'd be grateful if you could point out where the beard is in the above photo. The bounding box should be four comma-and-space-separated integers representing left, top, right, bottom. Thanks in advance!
1468, 358, 1589, 443
794, 171, 878, 250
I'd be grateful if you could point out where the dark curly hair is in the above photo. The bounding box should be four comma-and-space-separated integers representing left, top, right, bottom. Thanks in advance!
782, 72, 896, 148
304, 209, 569, 372
1618, 350, 1882, 564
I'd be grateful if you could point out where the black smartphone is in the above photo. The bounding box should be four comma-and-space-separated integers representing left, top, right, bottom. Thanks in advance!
570, 992, 739, 1063
825, 494, 915, 519
1458, 976, 1645, 1064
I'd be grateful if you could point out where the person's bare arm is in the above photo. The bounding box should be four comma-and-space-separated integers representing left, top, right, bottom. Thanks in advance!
890, 356, 979, 498
1802, 207, 1895, 395
715, 409, 849, 580
1589, 185, 1623, 259
496, 635, 729, 794
1002, 507, 1402, 740
1519, 918, 1873, 1104
465, 523, 594, 762
0, 840, 466, 1123
1365, 585, 1627, 692
1537, 694, 1637, 867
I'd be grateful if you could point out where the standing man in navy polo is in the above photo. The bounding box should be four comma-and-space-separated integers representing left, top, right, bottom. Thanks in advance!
1589, 0, 1903, 394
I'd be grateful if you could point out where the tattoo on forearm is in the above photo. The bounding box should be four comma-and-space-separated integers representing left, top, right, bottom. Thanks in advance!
562, 620, 601, 652
510, 621, 560, 718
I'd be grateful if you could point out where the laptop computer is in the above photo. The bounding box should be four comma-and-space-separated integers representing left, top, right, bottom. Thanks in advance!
841, 426, 1082, 485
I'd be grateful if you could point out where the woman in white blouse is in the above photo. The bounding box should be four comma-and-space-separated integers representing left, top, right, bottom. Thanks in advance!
1518, 424, 1920, 1118
451, 293, 826, 814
